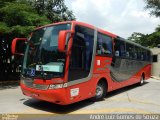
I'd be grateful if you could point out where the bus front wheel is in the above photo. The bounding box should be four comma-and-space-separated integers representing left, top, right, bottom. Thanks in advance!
92, 81, 107, 101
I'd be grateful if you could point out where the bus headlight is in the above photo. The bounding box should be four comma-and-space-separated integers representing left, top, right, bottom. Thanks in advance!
48, 83, 67, 89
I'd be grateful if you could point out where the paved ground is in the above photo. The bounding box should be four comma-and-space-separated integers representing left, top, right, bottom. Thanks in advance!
0, 78, 160, 115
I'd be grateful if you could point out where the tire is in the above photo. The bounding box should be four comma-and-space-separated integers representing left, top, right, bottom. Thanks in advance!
91, 81, 107, 101
139, 75, 144, 86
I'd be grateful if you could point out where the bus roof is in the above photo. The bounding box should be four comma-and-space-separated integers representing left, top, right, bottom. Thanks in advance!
34, 21, 150, 51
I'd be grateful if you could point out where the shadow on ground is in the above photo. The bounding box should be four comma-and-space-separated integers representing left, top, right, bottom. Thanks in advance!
23, 98, 94, 114
0, 81, 19, 90
106, 81, 149, 98
23, 81, 149, 114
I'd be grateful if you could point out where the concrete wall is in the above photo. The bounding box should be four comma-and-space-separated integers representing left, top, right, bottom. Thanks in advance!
150, 48, 160, 79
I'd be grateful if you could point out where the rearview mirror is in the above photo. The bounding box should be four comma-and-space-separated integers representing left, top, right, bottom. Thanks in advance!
58, 30, 74, 53
11, 38, 27, 55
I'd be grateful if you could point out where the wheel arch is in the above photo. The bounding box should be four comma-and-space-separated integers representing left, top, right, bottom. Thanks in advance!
97, 77, 108, 92
142, 72, 145, 80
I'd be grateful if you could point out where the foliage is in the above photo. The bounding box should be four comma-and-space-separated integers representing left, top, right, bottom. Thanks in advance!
0, 2, 50, 35
144, 0, 160, 17
0, 0, 75, 37
128, 31, 160, 48
128, 32, 149, 47
128, 0, 160, 48
0, 0, 75, 80
26, 0, 76, 22
155, 25, 160, 32
0, 22, 10, 34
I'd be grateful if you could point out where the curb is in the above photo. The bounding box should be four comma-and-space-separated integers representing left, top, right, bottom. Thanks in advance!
151, 76, 160, 80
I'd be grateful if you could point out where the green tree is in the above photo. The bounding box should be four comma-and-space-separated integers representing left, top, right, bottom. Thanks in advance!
0, 0, 76, 37
0, 1, 50, 37
128, 32, 145, 43
128, 30, 160, 48
128, 0, 160, 48
0, 1, 50, 80
27, 0, 76, 22
144, 0, 160, 17
147, 31, 160, 47
155, 25, 160, 32
0, 0, 76, 81
0, 0, 16, 7
128, 32, 149, 47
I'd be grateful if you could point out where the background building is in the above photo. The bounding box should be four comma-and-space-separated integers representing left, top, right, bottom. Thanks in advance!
151, 45, 160, 79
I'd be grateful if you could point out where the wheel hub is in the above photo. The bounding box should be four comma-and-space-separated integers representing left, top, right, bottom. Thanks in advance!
96, 86, 103, 97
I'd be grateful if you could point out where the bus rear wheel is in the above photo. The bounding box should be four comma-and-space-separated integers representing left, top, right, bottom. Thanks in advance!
139, 75, 144, 86
92, 81, 107, 101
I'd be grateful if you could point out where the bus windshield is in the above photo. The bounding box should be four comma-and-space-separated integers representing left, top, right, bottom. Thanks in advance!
22, 23, 71, 79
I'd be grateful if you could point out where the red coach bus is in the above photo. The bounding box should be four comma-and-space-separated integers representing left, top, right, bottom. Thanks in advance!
12, 21, 152, 105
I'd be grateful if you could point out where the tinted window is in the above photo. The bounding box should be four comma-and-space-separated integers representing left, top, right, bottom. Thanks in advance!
68, 25, 94, 81
22, 24, 71, 78
126, 43, 135, 59
97, 33, 112, 56
141, 49, 147, 61
114, 39, 126, 57
146, 50, 151, 62
135, 46, 141, 60
153, 55, 157, 62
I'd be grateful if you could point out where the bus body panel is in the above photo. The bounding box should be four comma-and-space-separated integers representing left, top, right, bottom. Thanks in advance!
21, 83, 68, 105
20, 64, 151, 105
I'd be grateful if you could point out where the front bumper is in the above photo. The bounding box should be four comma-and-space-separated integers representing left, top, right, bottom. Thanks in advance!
21, 83, 68, 105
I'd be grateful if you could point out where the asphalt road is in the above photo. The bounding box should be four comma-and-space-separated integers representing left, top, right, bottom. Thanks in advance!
0, 78, 160, 117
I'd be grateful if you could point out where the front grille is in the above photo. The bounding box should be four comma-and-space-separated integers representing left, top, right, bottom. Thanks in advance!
23, 78, 34, 88
22, 78, 49, 90
33, 84, 49, 90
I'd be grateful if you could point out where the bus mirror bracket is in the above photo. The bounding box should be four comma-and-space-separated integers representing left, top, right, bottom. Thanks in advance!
11, 38, 27, 55
58, 30, 74, 53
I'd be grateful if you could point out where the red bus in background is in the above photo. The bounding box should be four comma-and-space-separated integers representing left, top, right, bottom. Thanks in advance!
12, 21, 152, 105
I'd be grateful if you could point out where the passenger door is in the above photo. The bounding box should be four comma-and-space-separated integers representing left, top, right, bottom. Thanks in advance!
68, 25, 94, 81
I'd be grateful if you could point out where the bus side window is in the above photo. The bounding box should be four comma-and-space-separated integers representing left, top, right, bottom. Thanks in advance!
134, 53, 137, 59
96, 33, 112, 56
114, 39, 126, 57
135, 47, 141, 60
126, 52, 129, 58
146, 50, 151, 62
126, 43, 134, 59
115, 50, 119, 56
